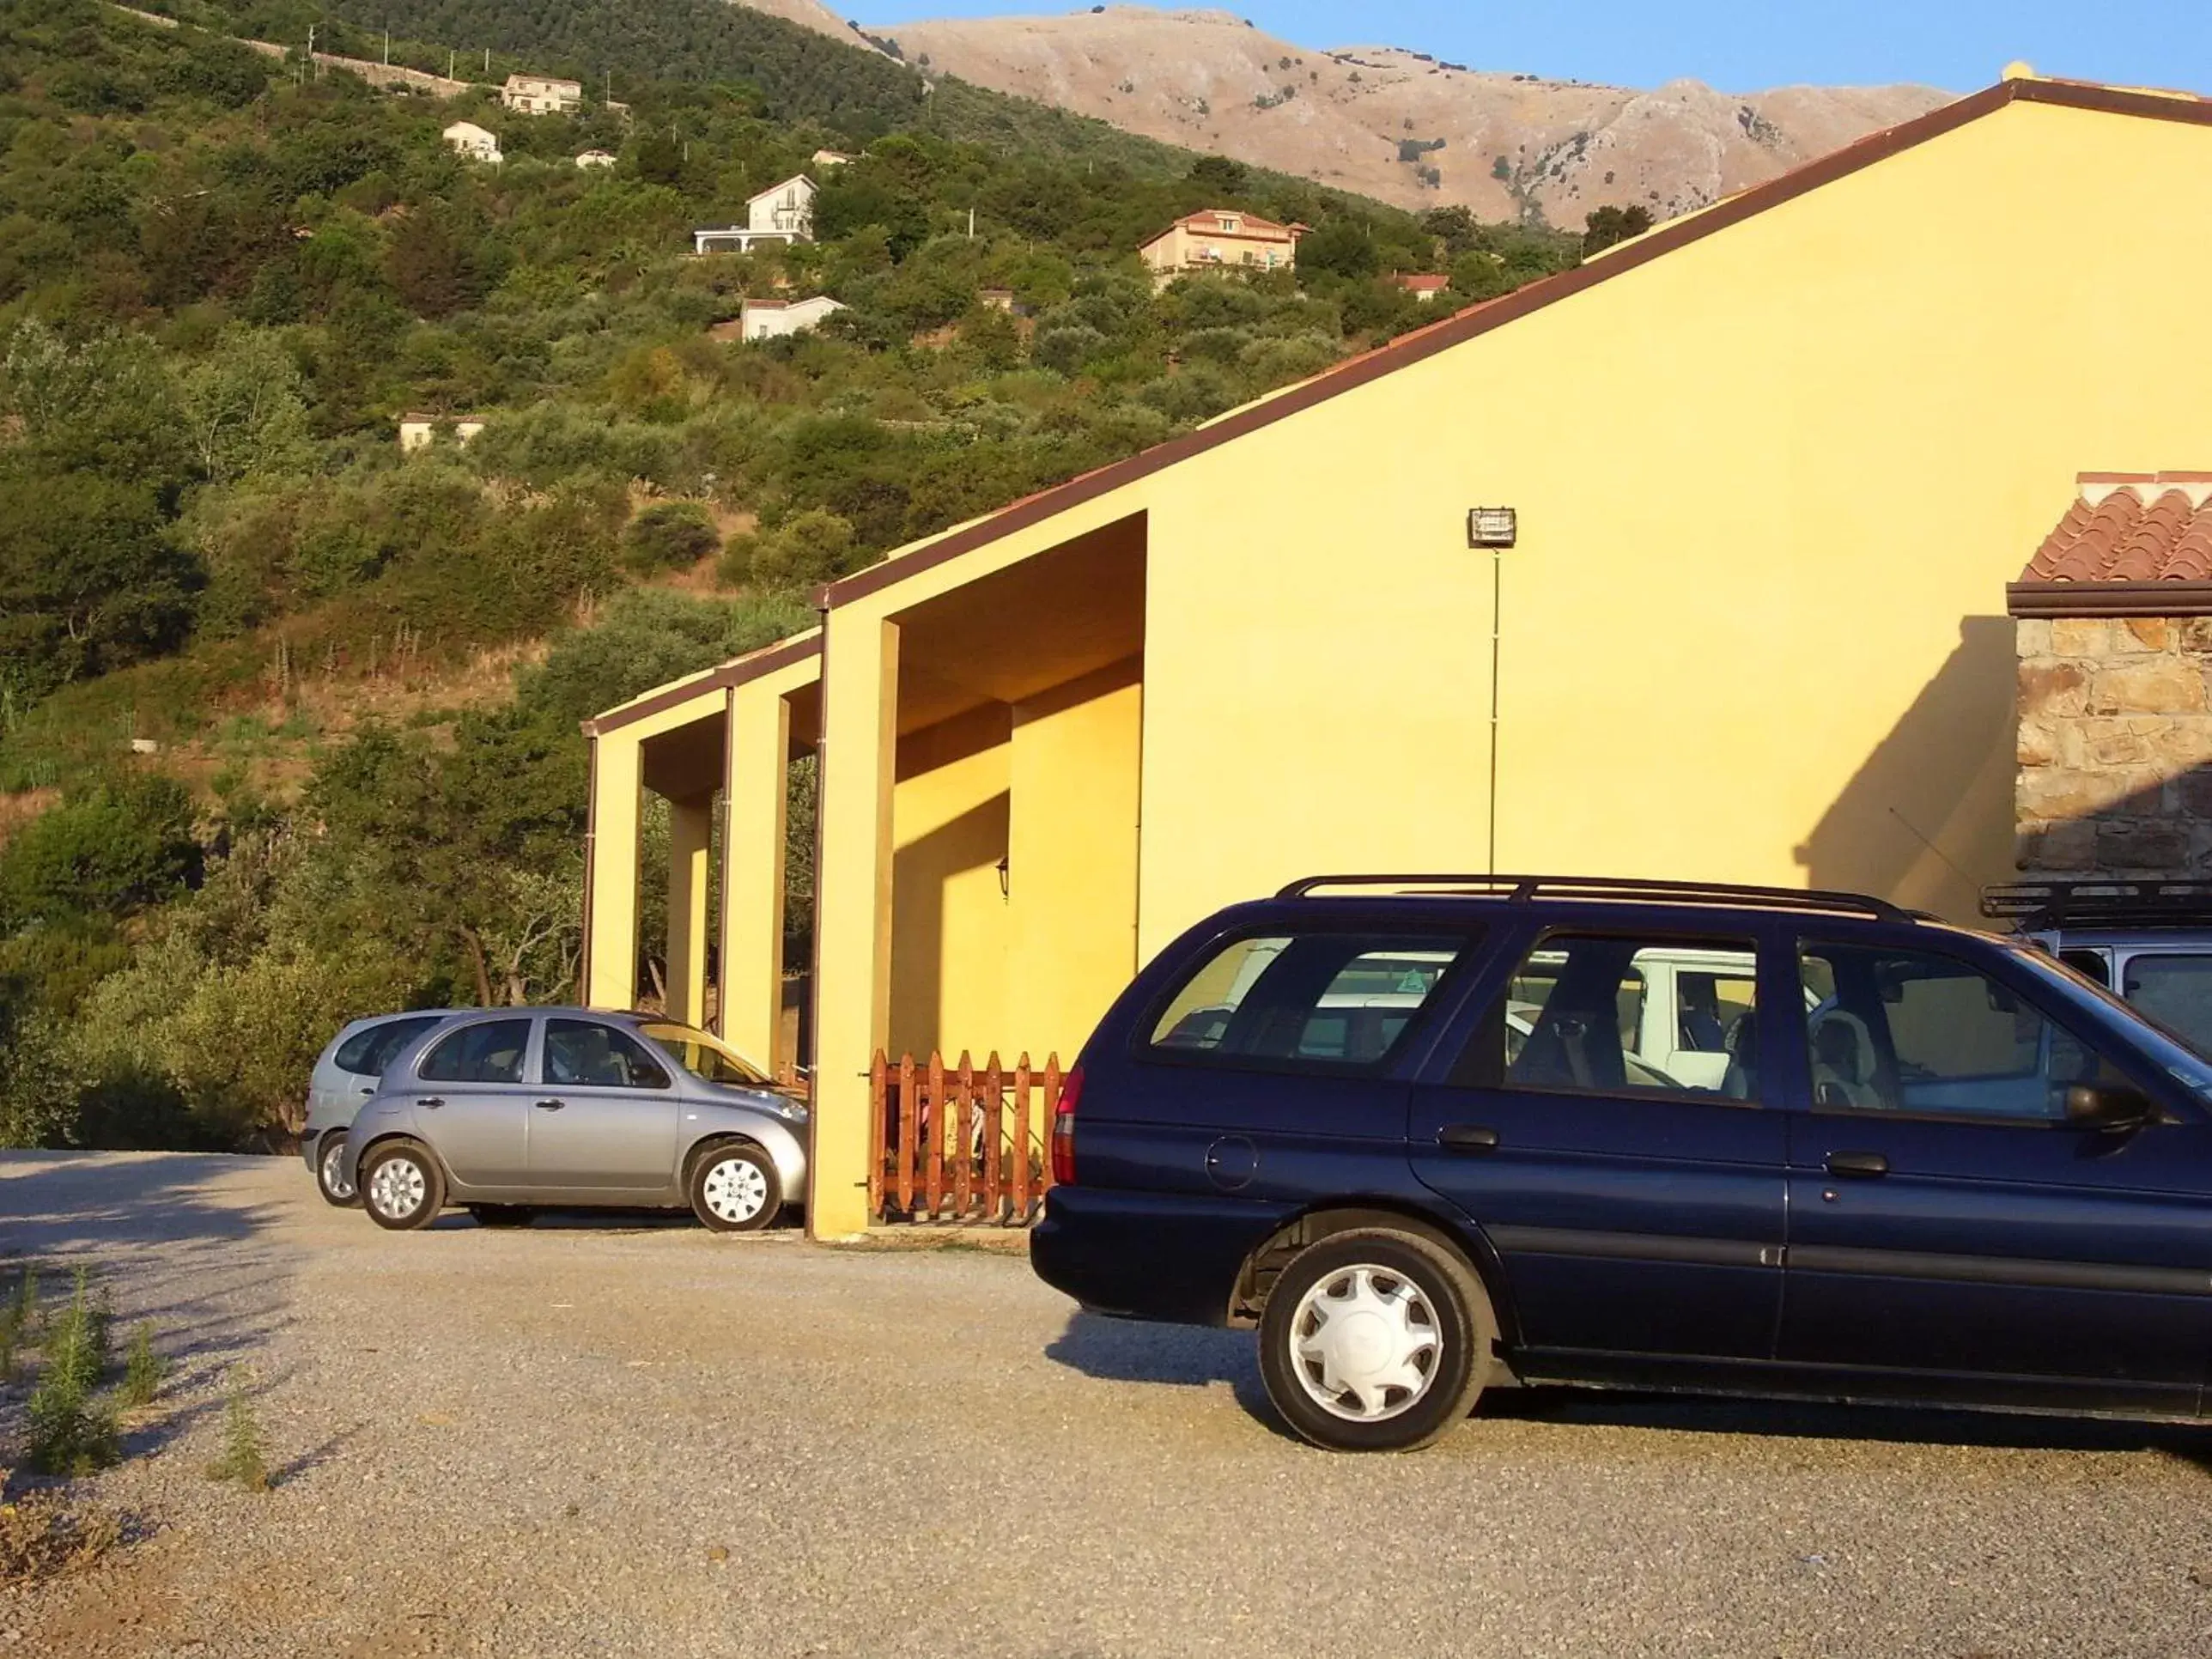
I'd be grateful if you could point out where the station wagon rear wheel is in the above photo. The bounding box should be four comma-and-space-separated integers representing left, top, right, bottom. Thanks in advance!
361, 1140, 445, 1232
316, 1131, 361, 1207
688, 1144, 780, 1233
1258, 1229, 1492, 1452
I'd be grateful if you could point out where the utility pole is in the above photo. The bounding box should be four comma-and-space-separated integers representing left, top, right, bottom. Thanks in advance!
967, 207, 975, 240
383, 28, 391, 64
483, 47, 490, 76
305, 23, 315, 80
448, 49, 455, 80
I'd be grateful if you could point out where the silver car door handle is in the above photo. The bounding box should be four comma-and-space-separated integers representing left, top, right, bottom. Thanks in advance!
534, 1098, 565, 1111
421, 1097, 444, 1110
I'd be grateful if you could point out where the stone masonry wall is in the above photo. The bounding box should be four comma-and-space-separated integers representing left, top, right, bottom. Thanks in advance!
2015, 616, 2212, 874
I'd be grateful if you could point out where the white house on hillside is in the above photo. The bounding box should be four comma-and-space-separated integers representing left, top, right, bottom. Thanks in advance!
738, 296, 847, 342
442, 121, 501, 165
502, 74, 581, 114
575, 149, 617, 169
691, 174, 818, 254
399, 414, 487, 453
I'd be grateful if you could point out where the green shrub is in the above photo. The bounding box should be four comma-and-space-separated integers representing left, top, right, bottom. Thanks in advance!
0, 774, 198, 930
207, 1369, 269, 1492
119, 1322, 165, 1408
622, 501, 720, 573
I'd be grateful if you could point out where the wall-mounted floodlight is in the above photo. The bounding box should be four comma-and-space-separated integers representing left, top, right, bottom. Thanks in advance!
1467, 507, 1518, 549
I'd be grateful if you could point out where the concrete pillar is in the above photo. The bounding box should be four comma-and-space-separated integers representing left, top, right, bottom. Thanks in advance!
721, 684, 792, 1071
809, 617, 900, 1239
584, 734, 643, 1009
665, 799, 712, 1027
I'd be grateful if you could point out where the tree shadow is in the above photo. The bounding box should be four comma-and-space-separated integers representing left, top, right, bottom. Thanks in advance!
0, 1151, 281, 1255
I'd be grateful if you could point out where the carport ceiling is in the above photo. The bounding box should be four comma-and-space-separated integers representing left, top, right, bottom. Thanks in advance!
891, 514, 1145, 734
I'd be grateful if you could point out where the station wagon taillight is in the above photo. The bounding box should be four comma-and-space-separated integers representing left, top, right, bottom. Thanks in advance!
1050, 1066, 1083, 1186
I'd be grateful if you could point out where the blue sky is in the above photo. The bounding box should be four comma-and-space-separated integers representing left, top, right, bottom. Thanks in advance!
856, 1, 2212, 94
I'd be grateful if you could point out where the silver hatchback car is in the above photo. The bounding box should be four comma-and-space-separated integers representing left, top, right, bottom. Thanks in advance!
339, 1009, 807, 1232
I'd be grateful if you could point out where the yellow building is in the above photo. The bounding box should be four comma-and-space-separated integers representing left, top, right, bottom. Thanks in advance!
586, 75, 2212, 1237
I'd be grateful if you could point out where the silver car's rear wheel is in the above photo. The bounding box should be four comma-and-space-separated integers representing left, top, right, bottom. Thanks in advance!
688, 1144, 780, 1233
317, 1133, 360, 1206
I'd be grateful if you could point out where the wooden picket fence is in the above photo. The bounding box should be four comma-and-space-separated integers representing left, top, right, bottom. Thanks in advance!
869, 1049, 1061, 1225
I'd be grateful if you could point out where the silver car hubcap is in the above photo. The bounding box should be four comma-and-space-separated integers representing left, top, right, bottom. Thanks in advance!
702, 1158, 769, 1224
370, 1158, 427, 1218
1289, 1265, 1442, 1422
321, 1139, 355, 1200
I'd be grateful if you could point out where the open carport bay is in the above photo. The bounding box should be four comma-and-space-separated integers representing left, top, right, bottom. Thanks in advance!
4, 1152, 2212, 1657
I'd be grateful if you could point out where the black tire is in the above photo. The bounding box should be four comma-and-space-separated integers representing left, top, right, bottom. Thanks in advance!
1257, 1227, 1494, 1453
315, 1130, 362, 1208
685, 1142, 781, 1233
467, 1205, 536, 1228
359, 1139, 447, 1231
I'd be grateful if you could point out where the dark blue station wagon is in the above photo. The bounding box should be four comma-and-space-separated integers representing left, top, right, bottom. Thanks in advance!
1030, 876, 2212, 1451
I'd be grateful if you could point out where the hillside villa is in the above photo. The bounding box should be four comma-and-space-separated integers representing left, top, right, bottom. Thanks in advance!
1139, 209, 1304, 285
1393, 273, 1451, 302
736, 296, 848, 342
584, 71, 2212, 1237
692, 175, 818, 255
575, 149, 617, 169
398, 414, 486, 452
501, 73, 581, 114
441, 121, 500, 165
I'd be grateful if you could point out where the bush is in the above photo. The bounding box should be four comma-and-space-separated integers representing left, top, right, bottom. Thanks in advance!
622, 501, 720, 573
726, 509, 859, 592
0, 775, 198, 930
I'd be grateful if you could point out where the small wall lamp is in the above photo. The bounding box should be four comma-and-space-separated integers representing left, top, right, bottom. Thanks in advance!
996, 854, 1010, 898
1467, 507, 1518, 549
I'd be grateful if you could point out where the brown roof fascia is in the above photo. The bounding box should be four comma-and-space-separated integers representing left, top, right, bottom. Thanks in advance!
2008, 580, 2212, 618
582, 633, 821, 737
826, 81, 2065, 610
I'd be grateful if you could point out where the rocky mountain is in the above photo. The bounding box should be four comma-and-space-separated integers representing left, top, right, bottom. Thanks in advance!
839, 4, 1953, 225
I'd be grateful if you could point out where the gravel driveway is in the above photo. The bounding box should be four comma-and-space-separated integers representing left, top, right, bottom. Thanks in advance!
5, 1151, 2212, 1657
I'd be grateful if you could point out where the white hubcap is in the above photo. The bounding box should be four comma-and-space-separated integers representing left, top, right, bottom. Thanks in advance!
370, 1158, 427, 1218
1289, 1265, 1442, 1422
702, 1158, 769, 1224
322, 1139, 355, 1200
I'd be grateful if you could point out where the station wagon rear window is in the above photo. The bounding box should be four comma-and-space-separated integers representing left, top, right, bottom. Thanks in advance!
1147, 933, 1476, 1071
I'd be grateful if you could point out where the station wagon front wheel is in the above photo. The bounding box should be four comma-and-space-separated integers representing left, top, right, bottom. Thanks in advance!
316, 1131, 361, 1207
1258, 1229, 1492, 1452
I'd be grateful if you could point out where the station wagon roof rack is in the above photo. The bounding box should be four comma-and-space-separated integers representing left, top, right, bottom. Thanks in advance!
1982, 878, 2212, 928
1275, 872, 1911, 922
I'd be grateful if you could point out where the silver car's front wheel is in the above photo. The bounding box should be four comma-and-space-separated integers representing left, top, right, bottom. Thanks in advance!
316, 1133, 360, 1206
361, 1142, 445, 1232
688, 1144, 780, 1233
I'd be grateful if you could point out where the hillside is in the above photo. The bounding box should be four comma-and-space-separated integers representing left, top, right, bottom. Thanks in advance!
0, 0, 1578, 1153
860, 5, 1954, 224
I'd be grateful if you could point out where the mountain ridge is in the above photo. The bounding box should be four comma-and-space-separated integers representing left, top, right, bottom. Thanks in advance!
822, 4, 1952, 224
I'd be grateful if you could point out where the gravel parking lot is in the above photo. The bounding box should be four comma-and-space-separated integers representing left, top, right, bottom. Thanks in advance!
6, 1151, 2212, 1656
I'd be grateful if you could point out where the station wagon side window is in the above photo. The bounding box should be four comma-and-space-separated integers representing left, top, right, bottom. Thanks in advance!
1146, 932, 1477, 1073
1459, 933, 1762, 1100
335, 1015, 441, 1077
544, 1019, 672, 1090
419, 1018, 532, 1085
1799, 943, 2124, 1122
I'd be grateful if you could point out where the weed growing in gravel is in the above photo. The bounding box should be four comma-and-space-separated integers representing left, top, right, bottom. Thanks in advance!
7, 1265, 38, 1342
46, 1270, 108, 1396
0, 1468, 122, 1589
119, 1323, 166, 1408
23, 1326, 121, 1478
208, 1369, 270, 1492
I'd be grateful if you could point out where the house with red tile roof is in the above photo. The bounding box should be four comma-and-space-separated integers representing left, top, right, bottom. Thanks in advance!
1138, 209, 1304, 285
1392, 273, 1451, 301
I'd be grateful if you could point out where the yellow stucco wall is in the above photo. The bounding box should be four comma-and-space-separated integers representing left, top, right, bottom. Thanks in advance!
1136, 97, 2212, 957
1006, 659, 1144, 1062
889, 705, 1013, 1057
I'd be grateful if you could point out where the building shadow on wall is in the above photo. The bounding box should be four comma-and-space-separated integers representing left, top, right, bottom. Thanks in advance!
890, 792, 1011, 1058
1796, 617, 2016, 917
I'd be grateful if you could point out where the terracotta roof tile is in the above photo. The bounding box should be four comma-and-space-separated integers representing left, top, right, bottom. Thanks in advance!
2018, 474, 2212, 583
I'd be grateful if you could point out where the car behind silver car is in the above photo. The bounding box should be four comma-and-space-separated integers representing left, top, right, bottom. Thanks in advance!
302, 1010, 464, 1205
339, 1008, 806, 1232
